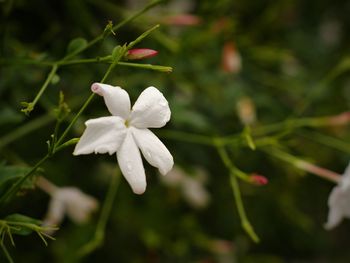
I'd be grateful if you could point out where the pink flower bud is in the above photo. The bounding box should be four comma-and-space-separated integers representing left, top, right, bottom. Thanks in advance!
162, 14, 202, 26
221, 41, 242, 73
250, 174, 268, 186
326, 111, 350, 126
126, 49, 158, 60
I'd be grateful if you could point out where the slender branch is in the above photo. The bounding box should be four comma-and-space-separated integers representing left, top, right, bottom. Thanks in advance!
0, 0, 164, 206
262, 146, 341, 183
1, 243, 14, 263
0, 154, 50, 204
78, 170, 120, 257
61, 0, 165, 61
0, 114, 54, 149
21, 64, 58, 115
215, 141, 259, 243
54, 93, 95, 148
297, 130, 350, 154
158, 130, 214, 145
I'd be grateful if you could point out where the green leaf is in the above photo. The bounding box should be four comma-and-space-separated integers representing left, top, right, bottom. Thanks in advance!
0, 106, 25, 126
0, 164, 37, 195
67, 38, 88, 55
5, 214, 42, 236
112, 45, 127, 61
54, 91, 71, 122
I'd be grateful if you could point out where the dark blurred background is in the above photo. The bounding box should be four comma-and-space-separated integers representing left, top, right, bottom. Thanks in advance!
1, 0, 350, 262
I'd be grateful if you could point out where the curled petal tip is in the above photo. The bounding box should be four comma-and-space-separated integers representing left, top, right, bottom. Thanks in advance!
131, 185, 146, 195
160, 160, 174, 175
91, 83, 103, 96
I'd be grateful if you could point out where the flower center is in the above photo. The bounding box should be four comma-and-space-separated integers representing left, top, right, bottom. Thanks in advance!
124, 119, 130, 127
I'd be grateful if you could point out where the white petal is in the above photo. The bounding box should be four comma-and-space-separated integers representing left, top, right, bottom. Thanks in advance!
181, 177, 210, 209
43, 195, 66, 227
60, 187, 99, 224
73, 116, 126, 155
91, 83, 131, 119
131, 127, 173, 175
117, 130, 146, 194
130, 86, 171, 128
325, 185, 350, 229
341, 161, 350, 189
325, 187, 344, 229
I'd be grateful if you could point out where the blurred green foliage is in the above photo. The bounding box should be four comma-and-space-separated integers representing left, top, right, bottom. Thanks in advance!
1, 0, 350, 262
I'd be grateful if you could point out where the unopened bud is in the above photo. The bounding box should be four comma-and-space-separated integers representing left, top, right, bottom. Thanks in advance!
236, 97, 257, 125
126, 48, 158, 60
250, 174, 268, 186
221, 41, 242, 73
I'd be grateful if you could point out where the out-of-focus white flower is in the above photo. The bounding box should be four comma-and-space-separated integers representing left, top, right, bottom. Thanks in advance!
325, 162, 350, 229
73, 83, 173, 194
43, 187, 98, 228
161, 166, 210, 209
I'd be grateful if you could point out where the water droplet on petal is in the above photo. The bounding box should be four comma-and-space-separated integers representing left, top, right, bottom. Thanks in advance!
127, 162, 132, 171
159, 101, 167, 107
146, 151, 152, 159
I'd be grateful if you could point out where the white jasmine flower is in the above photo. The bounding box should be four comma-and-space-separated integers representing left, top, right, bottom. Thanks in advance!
161, 166, 210, 209
43, 187, 98, 228
73, 83, 174, 194
325, 162, 350, 229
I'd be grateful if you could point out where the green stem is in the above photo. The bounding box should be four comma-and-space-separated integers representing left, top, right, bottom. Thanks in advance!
57, 56, 111, 66
56, 24, 159, 147
262, 146, 341, 183
78, 170, 120, 257
54, 52, 121, 148
0, 1, 164, 205
158, 130, 214, 145
295, 56, 350, 115
21, 64, 58, 115
117, 62, 172, 72
62, 0, 165, 61
54, 138, 79, 153
54, 93, 95, 148
221, 114, 344, 145
0, 114, 54, 149
0, 154, 50, 204
0, 57, 172, 72
297, 130, 350, 154
1, 243, 13, 263
215, 142, 259, 243
127, 24, 160, 49
0, 58, 53, 66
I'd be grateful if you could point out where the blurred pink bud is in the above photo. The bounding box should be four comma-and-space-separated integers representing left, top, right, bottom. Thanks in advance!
326, 112, 350, 126
126, 48, 158, 60
250, 174, 268, 186
236, 97, 257, 125
221, 41, 242, 73
209, 239, 234, 254
162, 14, 202, 26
